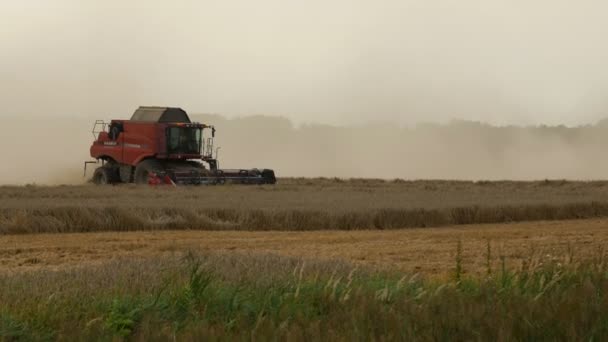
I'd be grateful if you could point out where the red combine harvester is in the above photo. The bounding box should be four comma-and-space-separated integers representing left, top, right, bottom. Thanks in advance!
85, 106, 276, 185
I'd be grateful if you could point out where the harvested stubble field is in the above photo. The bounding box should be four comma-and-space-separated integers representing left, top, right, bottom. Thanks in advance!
2, 178, 608, 233
1, 219, 607, 276
3, 179, 608, 340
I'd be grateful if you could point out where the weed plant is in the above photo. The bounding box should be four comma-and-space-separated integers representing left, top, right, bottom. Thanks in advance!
1, 249, 608, 341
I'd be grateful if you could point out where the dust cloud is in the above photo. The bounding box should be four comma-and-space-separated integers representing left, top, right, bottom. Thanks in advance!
3, 1, 608, 183
2, 115, 608, 185
202, 115, 608, 180
0, 118, 92, 185
3, 1, 608, 126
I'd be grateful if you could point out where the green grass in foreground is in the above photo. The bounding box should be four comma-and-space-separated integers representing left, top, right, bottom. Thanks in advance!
2, 251, 608, 341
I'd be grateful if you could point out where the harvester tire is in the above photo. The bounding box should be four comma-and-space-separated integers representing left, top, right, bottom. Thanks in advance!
261, 169, 276, 184
93, 167, 115, 185
134, 159, 164, 184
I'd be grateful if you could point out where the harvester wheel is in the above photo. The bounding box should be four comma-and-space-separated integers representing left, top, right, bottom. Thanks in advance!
134, 159, 164, 184
261, 169, 276, 184
92, 167, 114, 185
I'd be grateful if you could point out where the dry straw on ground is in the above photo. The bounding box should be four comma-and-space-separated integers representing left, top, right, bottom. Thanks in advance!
2, 219, 606, 276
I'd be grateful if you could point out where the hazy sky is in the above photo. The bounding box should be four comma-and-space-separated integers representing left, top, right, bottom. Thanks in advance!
2, 1, 608, 125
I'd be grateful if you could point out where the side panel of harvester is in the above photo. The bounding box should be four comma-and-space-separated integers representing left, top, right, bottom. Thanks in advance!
90, 121, 124, 163
121, 121, 161, 166
90, 121, 163, 166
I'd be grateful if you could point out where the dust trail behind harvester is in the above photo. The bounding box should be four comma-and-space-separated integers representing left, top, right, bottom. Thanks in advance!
0, 118, 91, 185
2, 115, 608, 185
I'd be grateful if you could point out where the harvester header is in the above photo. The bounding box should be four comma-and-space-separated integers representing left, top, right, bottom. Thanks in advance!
85, 106, 276, 185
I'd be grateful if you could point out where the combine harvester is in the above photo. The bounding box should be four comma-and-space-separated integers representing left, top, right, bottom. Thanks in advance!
85, 106, 276, 185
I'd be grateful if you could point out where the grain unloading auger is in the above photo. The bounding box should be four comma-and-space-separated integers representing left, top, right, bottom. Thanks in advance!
85, 106, 276, 185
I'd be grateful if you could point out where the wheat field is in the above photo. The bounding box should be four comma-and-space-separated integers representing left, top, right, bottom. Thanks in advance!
3, 179, 608, 340
2, 179, 608, 234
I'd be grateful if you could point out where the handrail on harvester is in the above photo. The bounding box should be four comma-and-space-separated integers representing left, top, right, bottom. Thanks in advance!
91, 120, 108, 140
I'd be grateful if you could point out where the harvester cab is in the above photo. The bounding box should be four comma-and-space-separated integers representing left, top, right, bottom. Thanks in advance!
84, 106, 276, 186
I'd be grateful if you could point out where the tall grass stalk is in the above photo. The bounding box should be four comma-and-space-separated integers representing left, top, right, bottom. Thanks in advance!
455, 239, 463, 282
486, 239, 492, 276
3, 251, 605, 340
